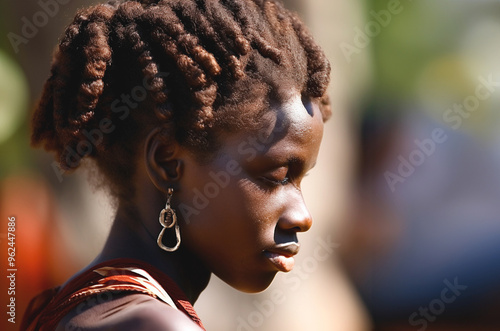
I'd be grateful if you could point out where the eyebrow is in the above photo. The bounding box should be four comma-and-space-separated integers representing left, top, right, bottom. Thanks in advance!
286, 156, 302, 166
286, 156, 315, 173
251, 150, 316, 174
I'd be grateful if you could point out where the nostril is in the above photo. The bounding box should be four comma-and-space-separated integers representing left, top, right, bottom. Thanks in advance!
278, 200, 313, 233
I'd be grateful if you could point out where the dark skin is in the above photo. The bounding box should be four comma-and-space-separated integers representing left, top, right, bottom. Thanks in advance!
56, 91, 324, 330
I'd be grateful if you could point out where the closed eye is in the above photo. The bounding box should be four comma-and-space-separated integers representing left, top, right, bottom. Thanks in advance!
258, 166, 290, 188
260, 176, 290, 186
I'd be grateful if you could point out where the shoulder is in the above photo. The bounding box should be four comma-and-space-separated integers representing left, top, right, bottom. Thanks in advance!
56, 293, 203, 331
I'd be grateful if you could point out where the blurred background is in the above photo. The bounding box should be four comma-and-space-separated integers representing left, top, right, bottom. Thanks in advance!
1, 0, 500, 330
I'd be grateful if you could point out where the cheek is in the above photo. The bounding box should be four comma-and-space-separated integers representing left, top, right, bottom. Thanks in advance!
179, 176, 260, 249
179, 176, 280, 269
240, 181, 279, 222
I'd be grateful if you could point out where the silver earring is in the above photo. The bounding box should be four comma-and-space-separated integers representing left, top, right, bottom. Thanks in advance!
157, 188, 181, 252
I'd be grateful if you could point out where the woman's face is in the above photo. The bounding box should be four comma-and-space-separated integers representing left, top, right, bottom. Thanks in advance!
176, 92, 324, 293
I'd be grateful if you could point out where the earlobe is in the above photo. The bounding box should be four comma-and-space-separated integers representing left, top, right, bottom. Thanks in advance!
144, 128, 183, 192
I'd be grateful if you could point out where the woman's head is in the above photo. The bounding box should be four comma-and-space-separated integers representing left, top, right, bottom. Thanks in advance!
31, 0, 330, 202
172, 93, 324, 292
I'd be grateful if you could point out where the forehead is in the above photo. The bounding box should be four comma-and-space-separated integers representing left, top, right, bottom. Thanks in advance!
267, 93, 322, 145
216, 92, 324, 164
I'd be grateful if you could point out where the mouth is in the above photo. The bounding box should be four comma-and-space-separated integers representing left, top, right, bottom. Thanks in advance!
263, 242, 300, 272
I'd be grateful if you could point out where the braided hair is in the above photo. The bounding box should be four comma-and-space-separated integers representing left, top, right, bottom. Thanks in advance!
31, 0, 331, 199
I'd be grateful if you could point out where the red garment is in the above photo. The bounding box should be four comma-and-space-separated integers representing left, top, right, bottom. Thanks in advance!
20, 258, 205, 330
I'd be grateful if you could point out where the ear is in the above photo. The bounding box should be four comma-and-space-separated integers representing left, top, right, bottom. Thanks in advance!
144, 128, 183, 192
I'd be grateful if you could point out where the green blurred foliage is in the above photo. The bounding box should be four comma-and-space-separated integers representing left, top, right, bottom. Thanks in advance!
368, 0, 463, 99
0, 3, 32, 179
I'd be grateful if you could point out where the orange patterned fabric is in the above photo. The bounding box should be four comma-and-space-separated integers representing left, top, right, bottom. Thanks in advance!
21, 258, 205, 330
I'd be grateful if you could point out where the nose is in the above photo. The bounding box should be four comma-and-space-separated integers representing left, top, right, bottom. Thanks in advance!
277, 190, 313, 233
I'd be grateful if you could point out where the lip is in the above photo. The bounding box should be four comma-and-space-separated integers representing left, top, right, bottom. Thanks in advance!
263, 242, 300, 272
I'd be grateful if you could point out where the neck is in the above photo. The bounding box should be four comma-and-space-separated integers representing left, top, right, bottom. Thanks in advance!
94, 206, 210, 304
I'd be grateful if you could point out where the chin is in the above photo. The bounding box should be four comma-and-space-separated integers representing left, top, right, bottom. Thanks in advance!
225, 271, 278, 294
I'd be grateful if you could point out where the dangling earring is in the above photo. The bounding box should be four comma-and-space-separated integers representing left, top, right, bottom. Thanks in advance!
157, 188, 181, 252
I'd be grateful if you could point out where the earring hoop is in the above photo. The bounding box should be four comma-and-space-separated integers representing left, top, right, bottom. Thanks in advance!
157, 188, 181, 252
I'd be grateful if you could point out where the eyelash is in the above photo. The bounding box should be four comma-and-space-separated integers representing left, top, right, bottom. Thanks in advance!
260, 175, 290, 187
269, 172, 310, 186
257, 166, 309, 189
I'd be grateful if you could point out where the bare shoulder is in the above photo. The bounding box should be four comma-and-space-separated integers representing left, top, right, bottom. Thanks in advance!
56, 293, 203, 331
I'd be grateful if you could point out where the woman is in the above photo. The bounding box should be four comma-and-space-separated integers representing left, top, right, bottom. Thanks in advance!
22, 0, 331, 329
